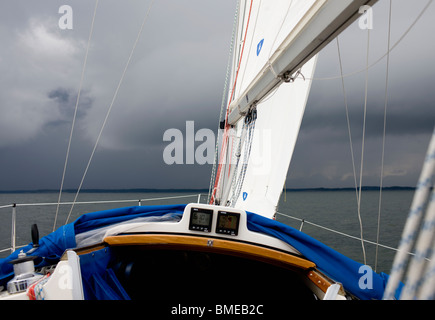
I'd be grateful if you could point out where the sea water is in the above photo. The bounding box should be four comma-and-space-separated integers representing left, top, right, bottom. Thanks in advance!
277, 189, 413, 273
0, 189, 414, 274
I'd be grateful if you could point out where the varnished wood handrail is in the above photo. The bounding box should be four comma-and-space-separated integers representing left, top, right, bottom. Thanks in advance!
104, 234, 316, 270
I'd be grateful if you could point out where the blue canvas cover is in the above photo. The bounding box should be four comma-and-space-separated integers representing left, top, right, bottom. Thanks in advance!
79, 246, 131, 300
245, 211, 403, 300
0, 204, 402, 300
0, 204, 185, 292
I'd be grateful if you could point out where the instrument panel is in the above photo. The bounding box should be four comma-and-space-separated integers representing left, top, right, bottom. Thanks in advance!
189, 207, 213, 232
216, 211, 240, 236
188, 206, 241, 236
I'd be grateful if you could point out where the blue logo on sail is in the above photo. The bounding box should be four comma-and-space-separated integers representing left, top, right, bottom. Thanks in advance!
256, 39, 264, 56
242, 192, 248, 201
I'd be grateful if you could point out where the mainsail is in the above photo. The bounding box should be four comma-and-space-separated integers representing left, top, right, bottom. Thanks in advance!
210, 0, 378, 219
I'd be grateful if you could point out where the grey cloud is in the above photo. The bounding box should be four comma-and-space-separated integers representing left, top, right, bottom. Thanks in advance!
0, 0, 433, 192
47, 88, 93, 124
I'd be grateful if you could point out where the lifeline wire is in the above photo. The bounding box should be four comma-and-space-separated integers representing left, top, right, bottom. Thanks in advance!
65, 0, 155, 225
53, 0, 99, 232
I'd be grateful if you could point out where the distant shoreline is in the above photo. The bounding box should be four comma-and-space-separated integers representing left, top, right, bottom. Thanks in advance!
284, 186, 415, 192
0, 186, 415, 194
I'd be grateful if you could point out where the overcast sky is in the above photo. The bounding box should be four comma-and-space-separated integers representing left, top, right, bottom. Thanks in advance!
0, 0, 433, 191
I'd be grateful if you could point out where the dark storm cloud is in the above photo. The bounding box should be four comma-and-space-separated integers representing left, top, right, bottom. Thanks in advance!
0, 0, 433, 191
47, 88, 93, 124
285, 0, 435, 189
0, 0, 234, 190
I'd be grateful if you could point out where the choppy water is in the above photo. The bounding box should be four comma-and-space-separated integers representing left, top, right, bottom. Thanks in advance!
0, 189, 414, 274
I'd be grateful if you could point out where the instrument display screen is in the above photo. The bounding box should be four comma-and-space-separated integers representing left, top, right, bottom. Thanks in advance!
216, 211, 240, 236
189, 207, 213, 232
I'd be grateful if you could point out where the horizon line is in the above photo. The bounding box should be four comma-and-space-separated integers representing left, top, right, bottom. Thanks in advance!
0, 186, 416, 194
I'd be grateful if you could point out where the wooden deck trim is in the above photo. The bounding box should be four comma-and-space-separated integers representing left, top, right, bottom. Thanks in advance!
306, 270, 332, 293
104, 234, 316, 270
305, 269, 344, 295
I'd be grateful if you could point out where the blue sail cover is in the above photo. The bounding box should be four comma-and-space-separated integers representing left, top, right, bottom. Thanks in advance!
0, 204, 402, 300
246, 212, 403, 300
0, 204, 185, 297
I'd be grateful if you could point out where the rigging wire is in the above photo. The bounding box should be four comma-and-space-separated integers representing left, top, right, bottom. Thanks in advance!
64, 0, 155, 225
336, 37, 360, 214
53, 0, 99, 232
337, 29, 368, 266
213, 0, 294, 205
329, 0, 432, 271
375, 0, 393, 273
356, 26, 371, 267
337, 34, 368, 265
308, 0, 433, 82
210, 0, 433, 207
208, 0, 240, 204
210, 0, 254, 205
229, 110, 257, 206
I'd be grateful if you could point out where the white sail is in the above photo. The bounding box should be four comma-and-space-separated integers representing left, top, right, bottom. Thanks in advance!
231, 0, 317, 99
211, 0, 379, 219
230, 57, 317, 218
212, 0, 318, 218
